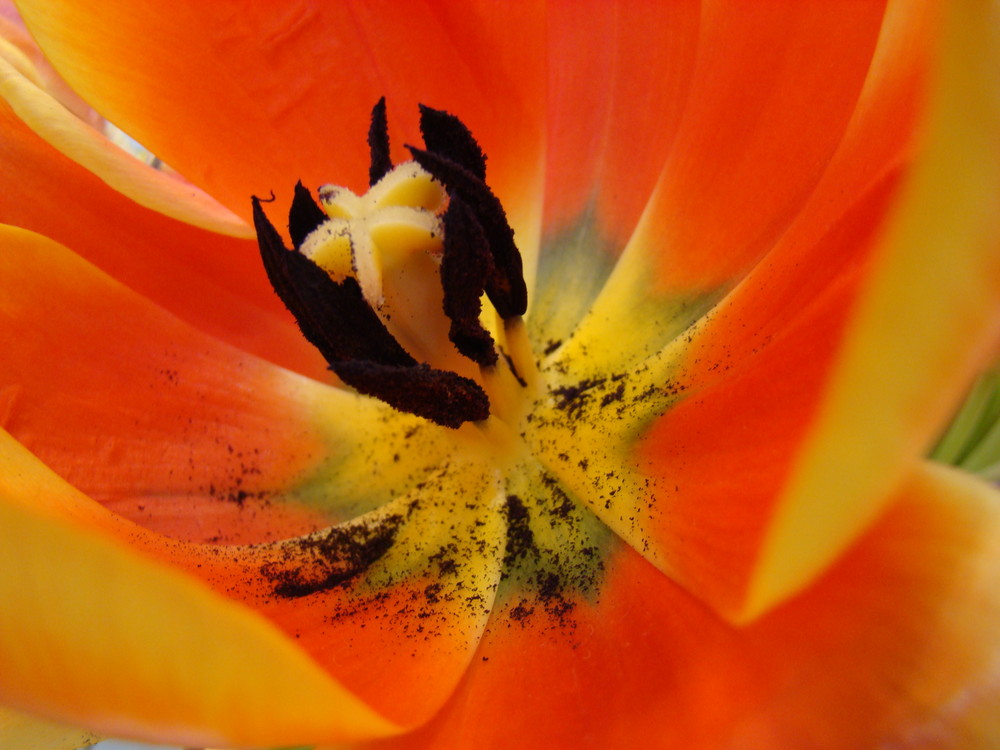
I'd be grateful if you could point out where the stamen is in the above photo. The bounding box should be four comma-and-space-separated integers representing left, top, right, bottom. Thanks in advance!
367, 96, 393, 186
335, 361, 490, 429
253, 195, 491, 428
502, 318, 540, 389
288, 181, 328, 250
253, 196, 414, 367
406, 145, 527, 318
307, 161, 449, 312
418, 104, 487, 180
441, 196, 498, 366
253, 99, 532, 429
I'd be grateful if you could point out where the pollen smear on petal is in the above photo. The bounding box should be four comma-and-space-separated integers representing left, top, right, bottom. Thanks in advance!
261, 513, 403, 599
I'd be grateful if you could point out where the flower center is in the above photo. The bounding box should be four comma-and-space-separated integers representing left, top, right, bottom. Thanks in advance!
247, 101, 684, 629
252, 99, 532, 430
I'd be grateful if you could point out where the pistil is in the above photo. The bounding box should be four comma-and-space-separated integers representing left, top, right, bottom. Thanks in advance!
253, 99, 532, 430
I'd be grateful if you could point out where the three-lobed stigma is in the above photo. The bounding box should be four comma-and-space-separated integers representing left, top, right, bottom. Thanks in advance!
253, 98, 528, 428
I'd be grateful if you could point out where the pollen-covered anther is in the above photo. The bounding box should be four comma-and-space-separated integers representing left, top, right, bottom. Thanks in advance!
253, 98, 531, 429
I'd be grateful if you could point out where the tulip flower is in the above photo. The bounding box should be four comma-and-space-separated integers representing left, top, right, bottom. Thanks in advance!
1, 1, 1000, 749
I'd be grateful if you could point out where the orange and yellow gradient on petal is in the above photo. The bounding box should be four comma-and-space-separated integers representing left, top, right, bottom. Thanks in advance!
0, 0, 998, 748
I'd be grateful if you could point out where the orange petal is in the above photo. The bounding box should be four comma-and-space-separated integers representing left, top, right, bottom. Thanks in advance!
0, 49, 249, 237
369, 462, 1000, 750
635, 169, 904, 618
532, 2, 890, 359
0, 429, 399, 747
612, 0, 998, 620
0, 422, 503, 739
540, 0, 698, 242
15, 0, 546, 249
639, 0, 888, 290
0, 0, 98, 123
1, 225, 502, 731
543, 0, 918, 381
0, 224, 458, 543
0, 97, 326, 380
528, 0, 699, 347
745, 0, 1000, 617
526, 167, 910, 622
194, 465, 508, 729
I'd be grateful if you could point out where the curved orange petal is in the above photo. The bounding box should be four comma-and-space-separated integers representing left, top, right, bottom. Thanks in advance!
0, 224, 476, 542
0, 47, 249, 237
197, 467, 507, 729
0, 97, 327, 380
524, 165, 914, 623
584, 0, 998, 620
0, 0, 96, 123
635, 170, 903, 618
0, 428, 400, 748
540, 0, 698, 242
15, 0, 546, 248
631, 0, 888, 289
745, 0, 1000, 617
1, 422, 504, 740
528, 0, 698, 346
1, 225, 505, 734
369, 462, 1000, 750
644, 0, 933, 399
542, 0, 911, 381
0, 223, 421, 542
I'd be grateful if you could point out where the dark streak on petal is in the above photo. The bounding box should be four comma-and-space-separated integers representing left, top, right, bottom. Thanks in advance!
260, 515, 403, 598
368, 96, 393, 186
503, 494, 536, 568
335, 361, 490, 429
418, 104, 487, 180
407, 146, 527, 318
441, 197, 498, 366
288, 181, 328, 250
